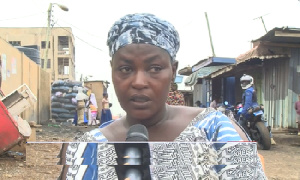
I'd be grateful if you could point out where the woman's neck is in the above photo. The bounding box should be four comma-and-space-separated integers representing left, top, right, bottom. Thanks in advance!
124, 105, 170, 128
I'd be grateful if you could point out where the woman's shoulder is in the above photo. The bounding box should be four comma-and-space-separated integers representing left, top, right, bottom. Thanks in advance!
192, 108, 248, 141
76, 120, 117, 142
76, 128, 108, 142
169, 105, 204, 115
98, 119, 128, 141
168, 105, 205, 125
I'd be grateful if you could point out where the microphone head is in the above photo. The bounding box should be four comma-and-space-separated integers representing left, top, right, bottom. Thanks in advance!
126, 124, 149, 141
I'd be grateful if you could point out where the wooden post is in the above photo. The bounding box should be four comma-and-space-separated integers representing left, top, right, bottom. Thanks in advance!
205, 12, 216, 57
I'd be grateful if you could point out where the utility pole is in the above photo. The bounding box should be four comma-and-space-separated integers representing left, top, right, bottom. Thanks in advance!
205, 12, 216, 57
44, 3, 52, 70
44, 3, 68, 80
254, 14, 269, 33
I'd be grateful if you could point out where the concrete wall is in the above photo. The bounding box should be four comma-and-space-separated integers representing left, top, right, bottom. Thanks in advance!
0, 38, 51, 123
38, 69, 51, 124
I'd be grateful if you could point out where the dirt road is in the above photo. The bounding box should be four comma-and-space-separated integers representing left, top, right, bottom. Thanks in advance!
0, 123, 299, 179
258, 132, 300, 180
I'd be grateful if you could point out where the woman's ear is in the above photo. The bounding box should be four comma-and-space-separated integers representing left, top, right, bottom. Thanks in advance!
172, 60, 178, 80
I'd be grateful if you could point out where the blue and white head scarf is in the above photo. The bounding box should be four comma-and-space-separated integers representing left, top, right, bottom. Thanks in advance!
107, 13, 180, 61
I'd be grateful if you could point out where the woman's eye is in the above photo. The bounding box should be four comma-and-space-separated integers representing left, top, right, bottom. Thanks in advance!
149, 66, 162, 72
119, 67, 132, 73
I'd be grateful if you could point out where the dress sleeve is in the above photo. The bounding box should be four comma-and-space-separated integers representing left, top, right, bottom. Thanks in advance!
195, 110, 247, 142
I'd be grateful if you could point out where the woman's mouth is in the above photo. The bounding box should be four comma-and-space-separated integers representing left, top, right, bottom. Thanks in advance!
130, 94, 150, 102
129, 95, 151, 108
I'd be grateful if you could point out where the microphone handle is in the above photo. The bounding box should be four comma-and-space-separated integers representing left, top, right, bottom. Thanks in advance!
125, 168, 142, 180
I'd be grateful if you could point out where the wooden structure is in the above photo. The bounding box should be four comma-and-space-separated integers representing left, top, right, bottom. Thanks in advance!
84, 80, 109, 118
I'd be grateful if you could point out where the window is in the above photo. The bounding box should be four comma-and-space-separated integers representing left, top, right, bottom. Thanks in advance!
41, 59, 51, 68
9, 41, 21, 46
58, 36, 69, 51
41, 59, 44, 68
58, 58, 69, 75
41, 41, 50, 49
47, 59, 51, 69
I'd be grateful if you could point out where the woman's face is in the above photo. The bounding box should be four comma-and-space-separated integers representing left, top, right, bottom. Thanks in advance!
111, 44, 177, 120
171, 83, 177, 91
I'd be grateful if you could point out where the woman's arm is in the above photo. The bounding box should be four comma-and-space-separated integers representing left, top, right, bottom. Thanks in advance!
102, 99, 107, 113
229, 118, 249, 141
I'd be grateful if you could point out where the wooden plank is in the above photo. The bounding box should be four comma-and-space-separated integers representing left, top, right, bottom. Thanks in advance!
7, 99, 31, 117
275, 31, 300, 37
261, 41, 300, 48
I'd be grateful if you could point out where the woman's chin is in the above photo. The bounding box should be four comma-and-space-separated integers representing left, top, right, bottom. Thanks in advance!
126, 109, 155, 122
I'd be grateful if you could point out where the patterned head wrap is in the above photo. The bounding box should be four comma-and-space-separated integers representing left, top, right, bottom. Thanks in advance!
107, 13, 180, 61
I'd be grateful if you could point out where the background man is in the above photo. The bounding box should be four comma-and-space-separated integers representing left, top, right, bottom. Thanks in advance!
295, 94, 300, 136
195, 100, 206, 108
239, 74, 276, 145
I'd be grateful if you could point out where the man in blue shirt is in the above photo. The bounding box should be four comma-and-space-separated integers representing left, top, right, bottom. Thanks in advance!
239, 74, 276, 145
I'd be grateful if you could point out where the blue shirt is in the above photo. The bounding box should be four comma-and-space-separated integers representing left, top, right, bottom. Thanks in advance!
241, 86, 259, 116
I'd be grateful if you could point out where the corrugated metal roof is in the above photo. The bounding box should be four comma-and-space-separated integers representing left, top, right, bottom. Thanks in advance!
178, 66, 192, 76
191, 57, 236, 72
253, 27, 300, 44
185, 65, 226, 86
208, 27, 299, 79
210, 65, 235, 78
236, 43, 291, 64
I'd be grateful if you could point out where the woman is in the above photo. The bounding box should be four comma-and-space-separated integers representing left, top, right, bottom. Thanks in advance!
166, 82, 185, 106
65, 13, 266, 179
74, 87, 88, 126
100, 93, 112, 125
87, 93, 98, 125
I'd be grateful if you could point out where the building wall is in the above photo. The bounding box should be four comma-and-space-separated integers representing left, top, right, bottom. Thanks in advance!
262, 57, 291, 129
0, 27, 75, 82
0, 38, 51, 123
289, 48, 300, 128
193, 83, 203, 106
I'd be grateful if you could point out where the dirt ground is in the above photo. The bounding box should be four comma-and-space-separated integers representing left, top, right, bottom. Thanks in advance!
258, 132, 300, 180
0, 123, 300, 180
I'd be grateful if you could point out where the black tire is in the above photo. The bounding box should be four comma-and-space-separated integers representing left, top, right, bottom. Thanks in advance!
255, 121, 271, 150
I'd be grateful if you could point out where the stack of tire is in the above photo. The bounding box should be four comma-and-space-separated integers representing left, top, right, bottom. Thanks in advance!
51, 80, 84, 122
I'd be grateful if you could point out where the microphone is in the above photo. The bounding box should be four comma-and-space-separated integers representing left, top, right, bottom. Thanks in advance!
124, 124, 149, 165
126, 124, 149, 141
123, 124, 149, 180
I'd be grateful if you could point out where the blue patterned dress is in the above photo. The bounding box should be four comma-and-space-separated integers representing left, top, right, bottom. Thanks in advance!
65, 108, 267, 180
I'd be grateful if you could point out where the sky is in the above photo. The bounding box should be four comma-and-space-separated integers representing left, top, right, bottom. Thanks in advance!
1, 0, 300, 115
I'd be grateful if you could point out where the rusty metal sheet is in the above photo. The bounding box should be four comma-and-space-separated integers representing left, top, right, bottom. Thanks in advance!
0, 100, 23, 154
236, 44, 291, 64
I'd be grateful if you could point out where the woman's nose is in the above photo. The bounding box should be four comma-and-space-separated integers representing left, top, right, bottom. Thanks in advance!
131, 71, 148, 89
